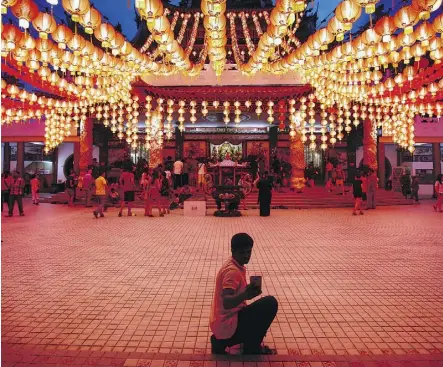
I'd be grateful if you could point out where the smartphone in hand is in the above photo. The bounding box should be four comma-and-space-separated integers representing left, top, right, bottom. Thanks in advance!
250, 276, 262, 291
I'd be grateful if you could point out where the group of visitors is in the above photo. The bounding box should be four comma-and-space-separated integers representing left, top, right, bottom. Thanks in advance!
1, 170, 41, 217
324, 160, 347, 194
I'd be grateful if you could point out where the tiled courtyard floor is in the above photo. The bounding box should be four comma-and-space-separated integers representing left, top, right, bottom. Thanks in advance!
2, 201, 443, 367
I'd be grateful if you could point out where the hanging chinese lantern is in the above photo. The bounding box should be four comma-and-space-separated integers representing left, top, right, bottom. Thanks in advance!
374, 16, 396, 42
327, 16, 346, 42
412, 0, 442, 20
335, 0, 362, 31
11, 0, 39, 29
79, 6, 101, 34
394, 6, 419, 35
314, 27, 334, 50
414, 22, 435, 47
32, 12, 57, 39
52, 24, 74, 49
62, 0, 90, 22
1, 24, 22, 51
94, 23, 116, 48
136, 0, 164, 23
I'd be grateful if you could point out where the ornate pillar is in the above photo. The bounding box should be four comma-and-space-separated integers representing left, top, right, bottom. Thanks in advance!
433, 143, 442, 178
73, 142, 80, 174
79, 118, 93, 175
148, 142, 162, 169
377, 142, 386, 189
17, 142, 25, 175
363, 119, 377, 171
289, 133, 306, 190
52, 147, 58, 184
175, 127, 184, 160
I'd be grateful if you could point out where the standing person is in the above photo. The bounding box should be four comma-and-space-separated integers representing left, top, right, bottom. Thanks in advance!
210, 233, 278, 355
336, 164, 345, 195
65, 169, 76, 207
400, 171, 411, 199
140, 168, 150, 192
6, 170, 25, 217
366, 169, 377, 209
173, 157, 183, 189
255, 172, 272, 217
83, 168, 94, 208
93, 171, 107, 218
433, 174, 443, 212
1, 171, 12, 212
158, 172, 171, 216
30, 174, 40, 205
118, 166, 136, 217
182, 159, 189, 186
352, 172, 364, 216
410, 176, 420, 203
197, 159, 207, 191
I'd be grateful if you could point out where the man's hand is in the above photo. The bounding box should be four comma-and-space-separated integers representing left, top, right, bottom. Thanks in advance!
243, 283, 262, 300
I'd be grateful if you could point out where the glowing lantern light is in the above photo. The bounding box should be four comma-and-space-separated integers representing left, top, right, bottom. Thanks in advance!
11, 0, 39, 29
2, 0, 18, 14
79, 6, 101, 34
394, 6, 419, 35
354, 0, 379, 14
1, 24, 22, 51
412, 0, 442, 20
374, 16, 396, 42
335, 0, 361, 31
32, 12, 57, 39
94, 23, 116, 48
52, 24, 74, 49
62, 0, 90, 22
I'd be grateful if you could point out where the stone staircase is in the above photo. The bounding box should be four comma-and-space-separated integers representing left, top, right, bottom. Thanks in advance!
42, 187, 413, 209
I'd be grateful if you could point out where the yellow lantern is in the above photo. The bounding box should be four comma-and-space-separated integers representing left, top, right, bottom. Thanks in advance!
136, 0, 163, 23
94, 23, 116, 48
79, 6, 101, 34
18, 32, 35, 51
62, 0, 90, 22
335, 0, 361, 31
327, 16, 346, 41
314, 28, 334, 50
52, 24, 74, 49
68, 34, 85, 55
361, 28, 381, 46
394, 6, 419, 35
32, 12, 57, 39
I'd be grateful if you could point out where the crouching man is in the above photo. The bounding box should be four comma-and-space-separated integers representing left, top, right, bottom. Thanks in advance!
210, 233, 278, 355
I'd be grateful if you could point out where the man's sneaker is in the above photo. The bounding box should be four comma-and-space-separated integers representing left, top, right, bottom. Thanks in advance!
210, 335, 227, 354
19, 213, 25, 217
100, 214, 104, 218
244, 345, 277, 355
93, 211, 98, 218
118, 212, 122, 217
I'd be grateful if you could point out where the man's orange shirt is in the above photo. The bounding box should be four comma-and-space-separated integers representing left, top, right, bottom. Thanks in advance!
210, 257, 247, 339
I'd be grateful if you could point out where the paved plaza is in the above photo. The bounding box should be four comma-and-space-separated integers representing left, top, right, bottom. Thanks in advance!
2, 201, 443, 367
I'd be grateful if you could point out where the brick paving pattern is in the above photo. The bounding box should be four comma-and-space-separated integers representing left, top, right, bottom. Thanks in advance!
2, 201, 443, 366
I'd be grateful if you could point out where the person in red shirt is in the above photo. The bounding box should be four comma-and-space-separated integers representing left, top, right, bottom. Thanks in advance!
6, 170, 25, 217
118, 166, 136, 217
210, 233, 278, 355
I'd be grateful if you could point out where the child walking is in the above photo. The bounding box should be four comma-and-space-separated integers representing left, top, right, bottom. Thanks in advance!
30, 174, 40, 205
352, 172, 364, 216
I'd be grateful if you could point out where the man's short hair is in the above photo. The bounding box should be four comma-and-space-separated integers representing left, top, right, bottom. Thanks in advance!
231, 233, 254, 251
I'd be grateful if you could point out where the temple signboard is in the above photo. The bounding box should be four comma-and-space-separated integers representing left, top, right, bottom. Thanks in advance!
184, 127, 268, 134
414, 116, 443, 137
